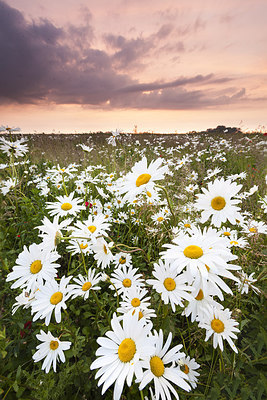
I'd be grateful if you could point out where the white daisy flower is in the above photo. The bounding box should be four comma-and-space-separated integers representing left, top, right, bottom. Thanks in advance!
6, 243, 61, 292
90, 312, 156, 400
178, 356, 200, 389
118, 156, 168, 202
151, 211, 170, 225
46, 192, 84, 218
139, 329, 191, 398
33, 330, 71, 373
117, 287, 152, 315
68, 268, 102, 300
195, 178, 243, 227
161, 226, 240, 298
182, 287, 223, 323
241, 220, 267, 236
147, 259, 193, 312
227, 233, 249, 248
0, 177, 18, 195
31, 276, 72, 326
66, 239, 92, 255
70, 213, 110, 243
235, 271, 260, 295
110, 264, 145, 296
200, 307, 240, 353
91, 237, 114, 269
112, 252, 133, 269
12, 287, 38, 315
36, 215, 72, 250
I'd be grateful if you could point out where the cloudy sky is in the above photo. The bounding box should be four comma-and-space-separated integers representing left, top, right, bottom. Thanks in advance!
1, 0, 266, 133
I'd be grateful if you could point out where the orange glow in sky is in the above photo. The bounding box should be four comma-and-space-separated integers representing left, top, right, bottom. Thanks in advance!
1, 0, 266, 133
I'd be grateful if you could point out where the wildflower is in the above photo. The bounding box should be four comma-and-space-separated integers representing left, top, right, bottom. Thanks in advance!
68, 268, 102, 300
138, 330, 191, 398
31, 276, 72, 326
110, 264, 145, 296
6, 243, 61, 292
117, 287, 153, 316
46, 192, 84, 218
91, 237, 114, 269
235, 271, 260, 295
178, 356, 200, 389
90, 312, 156, 400
33, 330, 71, 373
118, 156, 168, 201
36, 216, 72, 250
147, 259, 193, 312
200, 307, 240, 353
195, 178, 243, 227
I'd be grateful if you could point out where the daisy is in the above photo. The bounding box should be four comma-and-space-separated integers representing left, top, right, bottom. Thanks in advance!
182, 287, 223, 323
195, 178, 243, 227
33, 330, 71, 373
12, 287, 37, 315
66, 239, 92, 255
241, 220, 267, 236
118, 156, 168, 201
138, 329, 191, 399
146, 259, 193, 312
91, 237, 114, 269
235, 271, 260, 295
36, 215, 72, 250
110, 264, 145, 296
46, 192, 84, 218
151, 211, 170, 226
161, 226, 240, 297
178, 356, 200, 389
112, 252, 133, 269
227, 233, 249, 249
70, 213, 110, 243
6, 243, 61, 292
90, 312, 156, 400
0, 177, 18, 195
68, 268, 102, 300
200, 307, 240, 353
117, 287, 152, 316
31, 276, 72, 326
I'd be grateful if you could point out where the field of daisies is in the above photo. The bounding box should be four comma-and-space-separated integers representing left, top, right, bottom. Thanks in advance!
0, 129, 266, 400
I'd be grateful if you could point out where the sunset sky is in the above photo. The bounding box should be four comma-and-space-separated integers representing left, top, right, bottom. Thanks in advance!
1, 0, 266, 133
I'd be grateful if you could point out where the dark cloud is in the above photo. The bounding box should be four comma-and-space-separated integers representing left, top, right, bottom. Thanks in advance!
0, 1, 248, 110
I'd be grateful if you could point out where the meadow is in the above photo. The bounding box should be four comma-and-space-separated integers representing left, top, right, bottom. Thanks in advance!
0, 130, 266, 400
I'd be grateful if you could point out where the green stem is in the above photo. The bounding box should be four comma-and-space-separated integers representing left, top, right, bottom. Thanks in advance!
140, 389, 144, 400
91, 290, 110, 325
155, 184, 176, 225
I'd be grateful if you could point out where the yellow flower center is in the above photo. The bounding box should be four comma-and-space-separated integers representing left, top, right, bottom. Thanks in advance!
131, 298, 141, 307
223, 232, 231, 236
123, 278, 132, 288
146, 191, 152, 197
211, 318, 225, 333
249, 227, 257, 233
157, 217, 164, 222
183, 245, 203, 259
181, 364, 189, 374
150, 356, 165, 377
136, 173, 151, 187
230, 241, 238, 245
211, 196, 226, 210
50, 340, 59, 350
119, 257, 126, 264
195, 289, 204, 301
50, 291, 63, 305
82, 282, 92, 291
184, 223, 191, 228
88, 225, 96, 233
61, 202, 73, 211
30, 260, 42, 274
163, 278, 176, 291
118, 338, 136, 363
80, 243, 88, 250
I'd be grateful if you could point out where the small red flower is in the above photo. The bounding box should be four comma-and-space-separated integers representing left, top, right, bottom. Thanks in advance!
17, 234, 21, 238
85, 201, 89, 207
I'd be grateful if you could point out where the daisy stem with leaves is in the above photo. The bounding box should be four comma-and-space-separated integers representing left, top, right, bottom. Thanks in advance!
155, 184, 176, 225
